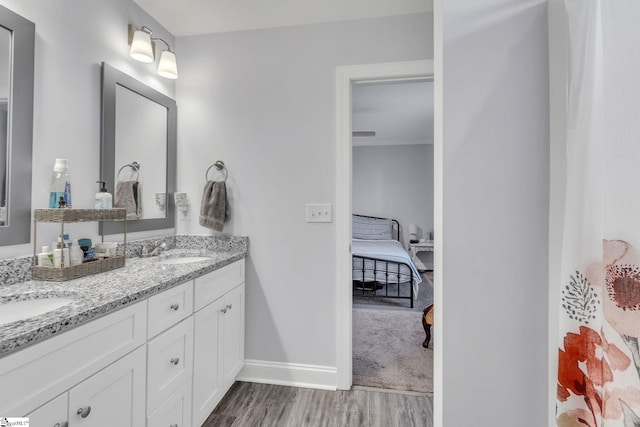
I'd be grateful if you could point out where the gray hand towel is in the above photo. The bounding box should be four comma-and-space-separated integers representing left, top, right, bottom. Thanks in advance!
114, 181, 141, 220
199, 181, 229, 231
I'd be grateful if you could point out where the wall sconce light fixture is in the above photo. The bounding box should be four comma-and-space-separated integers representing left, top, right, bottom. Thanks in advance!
128, 25, 178, 79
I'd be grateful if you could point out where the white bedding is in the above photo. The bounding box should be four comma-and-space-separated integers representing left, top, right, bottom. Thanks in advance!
351, 239, 422, 298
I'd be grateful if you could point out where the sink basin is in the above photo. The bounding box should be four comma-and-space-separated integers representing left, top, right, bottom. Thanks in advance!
0, 297, 76, 326
158, 256, 212, 265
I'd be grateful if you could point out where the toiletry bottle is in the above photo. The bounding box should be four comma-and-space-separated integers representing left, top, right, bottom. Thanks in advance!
37, 246, 54, 268
49, 158, 72, 208
69, 242, 83, 266
95, 181, 113, 209
53, 237, 70, 268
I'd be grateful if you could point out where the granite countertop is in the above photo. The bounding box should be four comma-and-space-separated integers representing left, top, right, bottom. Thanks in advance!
0, 247, 247, 357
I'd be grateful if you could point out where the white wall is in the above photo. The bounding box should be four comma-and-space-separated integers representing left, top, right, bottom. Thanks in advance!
436, 0, 549, 425
175, 13, 433, 367
352, 144, 434, 249
0, 0, 175, 260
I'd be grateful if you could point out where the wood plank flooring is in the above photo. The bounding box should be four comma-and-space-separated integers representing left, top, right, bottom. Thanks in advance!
202, 381, 434, 427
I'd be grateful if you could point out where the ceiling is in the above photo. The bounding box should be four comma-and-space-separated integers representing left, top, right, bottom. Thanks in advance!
352, 80, 434, 147
133, 0, 432, 37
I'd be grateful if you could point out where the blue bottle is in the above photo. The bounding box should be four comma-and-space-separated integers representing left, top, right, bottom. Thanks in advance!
49, 158, 72, 208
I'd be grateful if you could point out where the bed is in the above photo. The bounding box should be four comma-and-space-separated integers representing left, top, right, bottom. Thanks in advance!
352, 214, 422, 308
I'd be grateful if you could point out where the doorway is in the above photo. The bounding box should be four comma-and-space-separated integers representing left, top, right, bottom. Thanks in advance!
335, 60, 435, 390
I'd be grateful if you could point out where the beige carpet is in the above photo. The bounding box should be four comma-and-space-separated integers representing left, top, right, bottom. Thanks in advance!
352, 307, 433, 393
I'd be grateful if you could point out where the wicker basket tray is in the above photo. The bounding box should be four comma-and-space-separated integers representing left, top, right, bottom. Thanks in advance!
32, 256, 125, 281
34, 208, 126, 223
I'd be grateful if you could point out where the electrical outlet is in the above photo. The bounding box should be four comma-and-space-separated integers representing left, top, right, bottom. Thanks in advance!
306, 204, 332, 223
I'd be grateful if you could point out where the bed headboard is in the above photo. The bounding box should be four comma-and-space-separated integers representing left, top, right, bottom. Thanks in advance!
352, 214, 400, 241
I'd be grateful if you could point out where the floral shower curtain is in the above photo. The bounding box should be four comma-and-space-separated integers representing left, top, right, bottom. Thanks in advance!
557, 1, 640, 426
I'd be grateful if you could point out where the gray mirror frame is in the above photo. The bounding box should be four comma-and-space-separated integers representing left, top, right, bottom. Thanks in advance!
0, 6, 34, 246
100, 62, 176, 234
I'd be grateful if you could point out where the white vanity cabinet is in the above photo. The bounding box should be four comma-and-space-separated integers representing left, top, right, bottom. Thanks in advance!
2, 257, 246, 427
1, 300, 147, 419
192, 260, 245, 427
67, 345, 146, 426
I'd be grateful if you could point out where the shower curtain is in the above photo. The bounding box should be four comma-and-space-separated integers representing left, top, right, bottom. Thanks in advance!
557, 1, 640, 426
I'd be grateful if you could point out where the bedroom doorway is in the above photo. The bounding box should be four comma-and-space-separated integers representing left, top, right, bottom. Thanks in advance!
350, 79, 434, 393
335, 60, 435, 391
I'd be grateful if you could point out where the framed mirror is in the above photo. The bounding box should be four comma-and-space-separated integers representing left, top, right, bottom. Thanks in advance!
100, 63, 176, 234
0, 6, 34, 246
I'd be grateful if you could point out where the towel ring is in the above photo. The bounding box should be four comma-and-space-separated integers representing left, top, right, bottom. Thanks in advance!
117, 161, 140, 182
205, 160, 228, 182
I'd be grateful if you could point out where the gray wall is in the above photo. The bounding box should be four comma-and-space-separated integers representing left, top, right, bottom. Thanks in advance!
352, 144, 434, 249
437, 0, 549, 425
175, 13, 433, 367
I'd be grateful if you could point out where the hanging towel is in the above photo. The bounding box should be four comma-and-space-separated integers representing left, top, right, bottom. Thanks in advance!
114, 181, 141, 220
199, 180, 229, 231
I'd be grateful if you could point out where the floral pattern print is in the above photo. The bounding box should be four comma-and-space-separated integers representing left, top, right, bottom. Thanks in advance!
558, 240, 640, 427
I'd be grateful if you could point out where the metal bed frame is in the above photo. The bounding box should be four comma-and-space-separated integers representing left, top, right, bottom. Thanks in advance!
352, 214, 415, 308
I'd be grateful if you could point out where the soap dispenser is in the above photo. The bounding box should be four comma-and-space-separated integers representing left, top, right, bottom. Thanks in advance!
95, 181, 113, 209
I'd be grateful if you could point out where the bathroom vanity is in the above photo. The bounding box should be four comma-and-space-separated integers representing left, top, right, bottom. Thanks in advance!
0, 237, 247, 427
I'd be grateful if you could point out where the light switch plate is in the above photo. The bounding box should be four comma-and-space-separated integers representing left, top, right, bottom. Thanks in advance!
306, 204, 332, 223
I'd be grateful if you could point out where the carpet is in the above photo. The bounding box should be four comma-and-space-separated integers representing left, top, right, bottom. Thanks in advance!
352, 307, 433, 393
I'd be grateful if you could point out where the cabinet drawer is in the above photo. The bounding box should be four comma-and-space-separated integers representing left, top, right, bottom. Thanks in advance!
148, 281, 193, 338
147, 316, 194, 414
27, 392, 68, 427
147, 379, 192, 427
0, 301, 147, 417
194, 259, 245, 311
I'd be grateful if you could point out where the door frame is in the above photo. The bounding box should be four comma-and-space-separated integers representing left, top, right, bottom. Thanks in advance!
335, 60, 435, 390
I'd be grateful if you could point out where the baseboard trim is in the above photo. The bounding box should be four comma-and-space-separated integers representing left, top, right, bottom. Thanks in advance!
237, 359, 337, 391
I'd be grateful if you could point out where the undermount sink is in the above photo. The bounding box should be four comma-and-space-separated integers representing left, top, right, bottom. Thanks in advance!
157, 256, 212, 265
0, 297, 76, 326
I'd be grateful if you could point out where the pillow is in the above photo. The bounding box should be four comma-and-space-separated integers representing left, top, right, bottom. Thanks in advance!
352, 215, 393, 240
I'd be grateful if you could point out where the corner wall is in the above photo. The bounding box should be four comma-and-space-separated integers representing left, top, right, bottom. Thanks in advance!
436, 1, 550, 425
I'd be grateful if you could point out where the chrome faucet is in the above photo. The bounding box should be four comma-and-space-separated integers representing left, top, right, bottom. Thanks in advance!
141, 241, 167, 257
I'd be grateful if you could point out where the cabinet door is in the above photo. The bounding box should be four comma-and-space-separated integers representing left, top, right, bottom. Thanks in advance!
68, 345, 146, 427
27, 392, 68, 427
148, 379, 192, 427
147, 316, 194, 414
222, 284, 245, 389
192, 297, 225, 427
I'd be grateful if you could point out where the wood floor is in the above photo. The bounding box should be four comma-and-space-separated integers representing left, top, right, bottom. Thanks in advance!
202, 381, 434, 427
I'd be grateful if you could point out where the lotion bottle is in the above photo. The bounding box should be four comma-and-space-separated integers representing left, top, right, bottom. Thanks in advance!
95, 181, 113, 209
37, 246, 54, 268
69, 242, 83, 266
53, 237, 70, 268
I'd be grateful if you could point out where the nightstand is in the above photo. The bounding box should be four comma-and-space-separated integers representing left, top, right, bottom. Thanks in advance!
408, 241, 434, 271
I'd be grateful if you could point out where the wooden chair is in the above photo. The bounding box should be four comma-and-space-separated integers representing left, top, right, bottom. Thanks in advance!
422, 304, 434, 348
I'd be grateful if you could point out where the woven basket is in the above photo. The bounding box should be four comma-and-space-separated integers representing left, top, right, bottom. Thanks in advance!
32, 256, 125, 281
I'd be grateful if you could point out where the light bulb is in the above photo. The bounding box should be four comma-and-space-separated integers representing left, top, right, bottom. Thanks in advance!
130, 30, 154, 63
157, 50, 178, 79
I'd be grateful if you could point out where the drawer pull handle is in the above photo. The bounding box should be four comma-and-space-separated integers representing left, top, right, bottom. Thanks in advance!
77, 406, 91, 418
170, 424, 178, 427
54, 423, 69, 427
221, 307, 227, 313
170, 303, 180, 311
226, 304, 233, 310
170, 357, 180, 365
